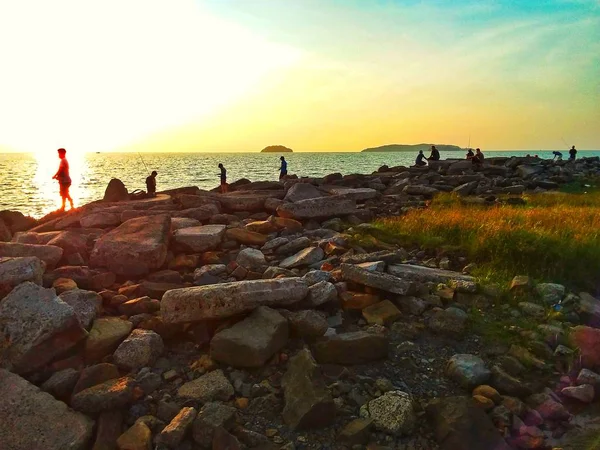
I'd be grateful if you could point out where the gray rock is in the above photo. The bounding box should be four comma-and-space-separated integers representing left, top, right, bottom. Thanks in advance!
0, 242, 63, 268
211, 306, 288, 368
313, 331, 388, 365
275, 237, 311, 255
80, 212, 121, 228
192, 402, 237, 447
280, 246, 325, 269
284, 183, 323, 202
576, 368, 600, 386
161, 278, 309, 323
446, 354, 491, 389
526, 392, 570, 421
387, 264, 474, 284
322, 187, 378, 202
302, 270, 332, 286
341, 263, 412, 295
236, 248, 267, 270
174, 204, 221, 221
71, 376, 135, 414
360, 391, 416, 435
535, 283, 565, 305
277, 195, 357, 220
306, 280, 338, 306
577, 292, 600, 324
113, 329, 164, 371
518, 301, 546, 319
490, 365, 532, 398
0, 282, 87, 374
0, 369, 94, 450
0, 256, 45, 296
172, 224, 226, 252
178, 370, 234, 402
262, 237, 289, 252
403, 185, 439, 197
89, 215, 170, 277
453, 181, 479, 196
59, 289, 102, 329
561, 384, 594, 403
282, 349, 336, 429
285, 310, 329, 338
41, 368, 80, 400
428, 307, 468, 337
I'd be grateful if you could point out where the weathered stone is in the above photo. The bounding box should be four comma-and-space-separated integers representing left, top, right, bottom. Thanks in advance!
0, 242, 63, 268
46, 266, 116, 291
172, 225, 226, 252
71, 376, 135, 414
192, 402, 237, 447
570, 326, 600, 368
174, 204, 221, 221
275, 236, 311, 255
518, 301, 546, 319
535, 282, 565, 304
510, 275, 531, 291
171, 217, 202, 231
340, 291, 380, 310
306, 280, 338, 306
576, 368, 600, 386
90, 215, 170, 277
396, 296, 428, 315
84, 317, 133, 362
561, 384, 594, 403
156, 406, 197, 448
113, 329, 164, 371
0, 282, 87, 373
472, 385, 502, 404
0, 256, 45, 297
80, 212, 121, 228
41, 367, 80, 400
212, 427, 242, 450
490, 365, 532, 398
526, 392, 570, 421
225, 228, 268, 246
0, 369, 94, 450
341, 263, 412, 295
282, 349, 336, 429
403, 185, 439, 196
236, 248, 266, 270
284, 183, 323, 202
116, 421, 152, 450
338, 418, 373, 446
178, 369, 234, 402
578, 291, 600, 325
285, 310, 329, 338
277, 195, 356, 220
73, 363, 120, 394
92, 410, 124, 450
302, 269, 332, 286
428, 307, 468, 337
161, 278, 309, 323
387, 264, 474, 284
211, 306, 288, 368
59, 289, 102, 329
446, 354, 491, 389
118, 296, 160, 316
362, 300, 402, 326
324, 187, 378, 202
219, 191, 283, 212
53, 277, 78, 294
360, 391, 416, 435
426, 396, 511, 450
280, 246, 324, 269
47, 231, 89, 257
270, 216, 303, 231
103, 178, 129, 201
313, 331, 388, 365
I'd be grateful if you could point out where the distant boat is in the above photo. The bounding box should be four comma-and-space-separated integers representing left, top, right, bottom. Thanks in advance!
96, 152, 100, 154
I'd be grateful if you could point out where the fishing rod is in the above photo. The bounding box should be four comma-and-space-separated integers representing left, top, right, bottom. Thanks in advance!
137, 152, 150, 173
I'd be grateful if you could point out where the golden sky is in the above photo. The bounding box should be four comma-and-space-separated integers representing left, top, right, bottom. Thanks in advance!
0, 0, 598, 153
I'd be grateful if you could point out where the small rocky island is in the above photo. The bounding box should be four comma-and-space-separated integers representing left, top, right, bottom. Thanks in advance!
261, 145, 293, 153
362, 143, 463, 152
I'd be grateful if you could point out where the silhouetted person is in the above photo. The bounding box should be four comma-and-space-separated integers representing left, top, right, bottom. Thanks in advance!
428, 145, 440, 161
552, 151, 563, 161
279, 156, 288, 179
218, 163, 228, 193
415, 150, 427, 167
466, 149, 474, 160
569, 145, 577, 160
52, 148, 74, 211
146, 171, 157, 197
472, 148, 484, 165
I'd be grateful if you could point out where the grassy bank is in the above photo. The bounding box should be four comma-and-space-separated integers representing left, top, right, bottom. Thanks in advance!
365, 182, 600, 292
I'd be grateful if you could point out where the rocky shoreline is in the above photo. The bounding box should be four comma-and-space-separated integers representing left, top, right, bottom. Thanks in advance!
1, 155, 600, 450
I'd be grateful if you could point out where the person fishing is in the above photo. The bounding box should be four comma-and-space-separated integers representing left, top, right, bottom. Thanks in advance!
52, 148, 74, 211
569, 145, 577, 161
218, 163, 228, 193
552, 151, 563, 161
427, 145, 440, 161
415, 150, 427, 167
279, 156, 288, 180
146, 171, 157, 197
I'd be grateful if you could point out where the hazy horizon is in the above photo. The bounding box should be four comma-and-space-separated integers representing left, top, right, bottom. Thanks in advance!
1, 0, 599, 155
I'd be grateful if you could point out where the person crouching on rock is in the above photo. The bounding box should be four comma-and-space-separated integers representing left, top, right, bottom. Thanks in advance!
146, 171, 157, 197
52, 148, 74, 211
218, 163, 228, 193
466, 149, 474, 160
415, 150, 427, 167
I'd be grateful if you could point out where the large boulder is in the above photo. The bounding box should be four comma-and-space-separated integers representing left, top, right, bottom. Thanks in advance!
161, 278, 309, 323
446, 354, 491, 389
570, 326, 600, 369
341, 263, 412, 295
0, 242, 63, 268
103, 178, 129, 202
283, 183, 323, 203
172, 225, 226, 252
360, 391, 416, 435
210, 306, 288, 368
0, 256, 45, 298
282, 349, 335, 429
80, 212, 121, 228
0, 369, 94, 450
174, 204, 221, 221
277, 195, 356, 220
322, 187, 378, 202
0, 282, 87, 374
387, 264, 475, 284
89, 214, 170, 277
313, 331, 388, 365
219, 191, 283, 212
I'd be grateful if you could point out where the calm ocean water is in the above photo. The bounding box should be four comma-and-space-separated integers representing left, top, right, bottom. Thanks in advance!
1, 150, 598, 218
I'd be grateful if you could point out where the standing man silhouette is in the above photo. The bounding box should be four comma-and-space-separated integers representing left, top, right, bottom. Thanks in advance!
218, 163, 228, 193
279, 156, 288, 180
146, 171, 158, 197
52, 148, 74, 211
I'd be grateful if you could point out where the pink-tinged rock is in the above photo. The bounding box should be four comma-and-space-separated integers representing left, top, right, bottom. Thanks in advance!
89, 214, 170, 277
277, 195, 356, 220
0, 256, 45, 298
0, 282, 87, 374
561, 384, 595, 403
172, 225, 226, 252
0, 242, 63, 268
570, 325, 600, 369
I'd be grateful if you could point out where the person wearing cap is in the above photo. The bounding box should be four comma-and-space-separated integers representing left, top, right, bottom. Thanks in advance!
52, 148, 74, 211
146, 170, 158, 197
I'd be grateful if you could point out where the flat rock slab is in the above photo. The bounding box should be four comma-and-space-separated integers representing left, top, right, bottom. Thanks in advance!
277, 195, 357, 220
0, 256, 45, 297
312, 331, 388, 365
219, 191, 284, 212
283, 183, 323, 203
178, 369, 234, 402
387, 264, 474, 284
321, 187, 378, 202
59, 289, 102, 329
211, 306, 289, 368
71, 376, 135, 414
341, 263, 412, 295
84, 317, 133, 363
161, 278, 309, 323
0, 242, 63, 268
280, 247, 325, 269
0, 282, 87, 374
0, 369, 94, 450
90, 214, 170, 277
173, 225, 226, 252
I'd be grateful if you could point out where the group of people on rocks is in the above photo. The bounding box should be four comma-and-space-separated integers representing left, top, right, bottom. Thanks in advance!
414, 145, 485, 167
552, 146, 578, 161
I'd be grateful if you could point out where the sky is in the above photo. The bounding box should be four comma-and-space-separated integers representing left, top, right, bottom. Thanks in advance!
0, 0, 598, 153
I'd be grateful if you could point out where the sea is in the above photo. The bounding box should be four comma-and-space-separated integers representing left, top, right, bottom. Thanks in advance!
1, 150, 598, 218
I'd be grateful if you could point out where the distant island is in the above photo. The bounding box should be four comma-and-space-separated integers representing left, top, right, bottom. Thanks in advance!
361, 143, 464, 153
261, 145, 293, 153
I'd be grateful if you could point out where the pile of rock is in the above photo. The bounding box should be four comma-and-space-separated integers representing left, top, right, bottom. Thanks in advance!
0, 169, 599, 450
